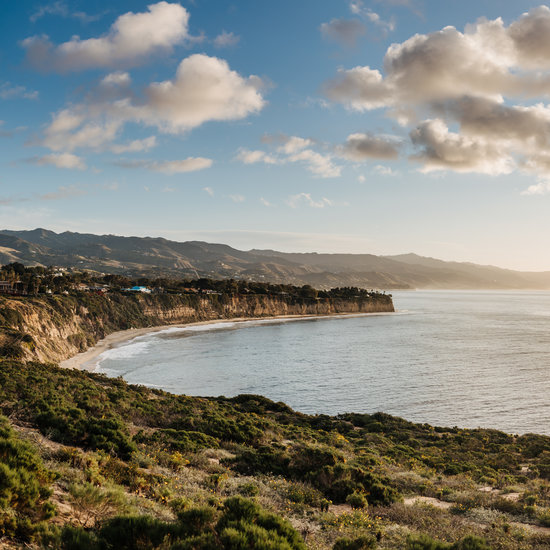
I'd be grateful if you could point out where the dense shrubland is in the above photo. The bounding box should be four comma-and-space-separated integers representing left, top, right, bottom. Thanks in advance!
0, 360, 547, 548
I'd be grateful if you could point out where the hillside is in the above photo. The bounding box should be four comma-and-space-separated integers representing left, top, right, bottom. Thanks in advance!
2, 228, 550, 289
0, 287, 548, 548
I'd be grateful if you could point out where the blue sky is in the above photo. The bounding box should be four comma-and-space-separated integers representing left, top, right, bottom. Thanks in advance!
1, 0, 550, 270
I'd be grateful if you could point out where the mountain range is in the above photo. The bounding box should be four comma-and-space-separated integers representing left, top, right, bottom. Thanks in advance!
1, 228, 549, 290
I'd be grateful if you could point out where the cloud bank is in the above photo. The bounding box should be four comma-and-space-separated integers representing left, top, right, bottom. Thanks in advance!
324, 5, 550, 191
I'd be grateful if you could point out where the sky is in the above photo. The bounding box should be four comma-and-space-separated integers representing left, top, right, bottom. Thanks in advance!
2, 1, 550, 271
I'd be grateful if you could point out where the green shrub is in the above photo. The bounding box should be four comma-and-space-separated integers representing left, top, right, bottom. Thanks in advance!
333, 535, 376, 550
346, 491, 367, 509
406, 534, 490, 550
60, 525, 99, 550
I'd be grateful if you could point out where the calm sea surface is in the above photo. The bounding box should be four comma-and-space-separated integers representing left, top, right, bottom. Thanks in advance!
92, 291, 550, 435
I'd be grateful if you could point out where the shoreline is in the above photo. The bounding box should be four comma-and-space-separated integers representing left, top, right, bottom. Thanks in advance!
60, 311, 396, 372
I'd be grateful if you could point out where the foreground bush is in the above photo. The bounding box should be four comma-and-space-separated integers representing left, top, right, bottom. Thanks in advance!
58, 496, 306, 550
0, 415, 55, 542
407, 534, 490, 550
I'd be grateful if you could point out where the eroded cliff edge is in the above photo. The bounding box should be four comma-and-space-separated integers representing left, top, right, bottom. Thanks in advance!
0, 291, 394, 364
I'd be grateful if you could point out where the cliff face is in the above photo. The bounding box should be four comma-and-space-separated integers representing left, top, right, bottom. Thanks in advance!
0, 292, 393, 364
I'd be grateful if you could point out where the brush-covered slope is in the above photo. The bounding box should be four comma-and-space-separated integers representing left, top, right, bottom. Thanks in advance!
2, 228, 550, 289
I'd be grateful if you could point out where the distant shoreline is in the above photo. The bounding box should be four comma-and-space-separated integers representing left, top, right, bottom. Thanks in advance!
60, 311, 397, 372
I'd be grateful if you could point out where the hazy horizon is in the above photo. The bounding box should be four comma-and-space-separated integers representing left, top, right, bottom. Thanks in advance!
2, 1, 550, 271
5, 225, 550, 275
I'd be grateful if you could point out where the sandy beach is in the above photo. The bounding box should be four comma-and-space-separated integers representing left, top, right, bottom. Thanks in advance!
59, 312, 391, 372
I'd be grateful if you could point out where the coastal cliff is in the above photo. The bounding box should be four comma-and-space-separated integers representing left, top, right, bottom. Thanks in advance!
0, 291, 393, 364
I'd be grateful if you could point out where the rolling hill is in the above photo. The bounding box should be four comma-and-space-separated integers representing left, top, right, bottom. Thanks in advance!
1, 228, 549, 290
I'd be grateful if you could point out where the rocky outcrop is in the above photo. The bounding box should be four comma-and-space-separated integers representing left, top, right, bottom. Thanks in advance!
0, 292, 394, 364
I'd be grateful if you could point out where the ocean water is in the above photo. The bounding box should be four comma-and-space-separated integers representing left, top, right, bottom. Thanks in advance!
91, 291, 550, 435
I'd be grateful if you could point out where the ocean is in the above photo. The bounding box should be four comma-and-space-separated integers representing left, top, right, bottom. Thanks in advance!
90, 290, 550, 435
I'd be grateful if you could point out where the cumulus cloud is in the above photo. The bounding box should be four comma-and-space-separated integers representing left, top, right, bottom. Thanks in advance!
23, 2, 190, 71
115, 157, 213, 174
277, 136, 312, 154
203, 187, 214, 196
287, 193, 333, 209
236, 135, 341, 178
139, 54, 265, 132
338, 133, 400, 160
31, 153, 87, 170
43, 111, 121, 152
41, 54, 265, 152
325, 9, 550, 112
320, 18, 366, 47
324, 6, 550, 190
410, 119, 514, 175
214, 31, 240, 48
0, 82, 38, 100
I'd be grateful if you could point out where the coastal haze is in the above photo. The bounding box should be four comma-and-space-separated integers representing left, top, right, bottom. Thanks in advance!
2, 228, 550, 290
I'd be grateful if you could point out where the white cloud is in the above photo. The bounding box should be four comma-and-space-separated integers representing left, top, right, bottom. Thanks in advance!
42, 54, 265, 152
32, 153, 87, 170
320, 18, 366, 47
30, 1, 102, 23
203, 187, 214, 196
287, 149, 341, 178
236, 135, 341, 178
214, 31, 240, 48
338, 133, 400, 160
155, 158, 213, 174
236, 149, 278, 165
357, 174, 366, 183
111, 136, 157, 154
373, 165, 397, 176
101, 71, 132, 87
287, 193, 334, 209
325, 10, 550, 112
260, 197, 273, 207
229, 194, 245, 203
324, 7, 550, 189
23, 2, 190, 71
277, 136, 312, 155
140, 54, 265, 132
0, 82, 38, 100
410, 119, 514, 175
348, 1, 395, 34
521, 179, 550, 195
43, 112, 121, 152
115, 157, 213, 174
